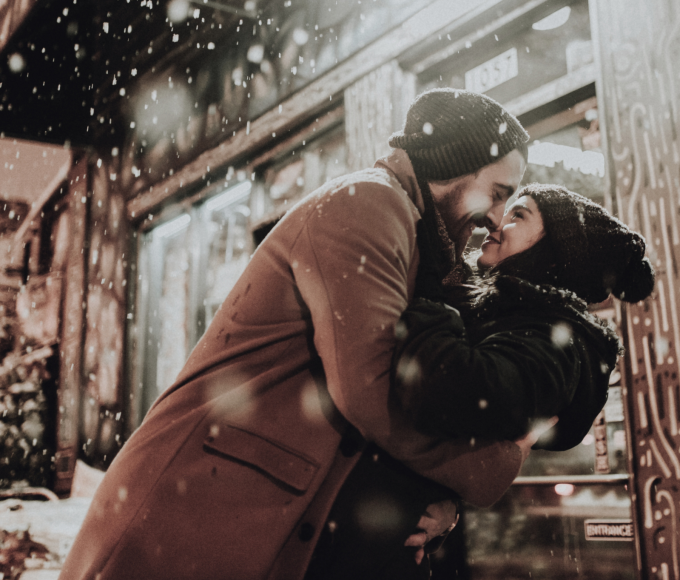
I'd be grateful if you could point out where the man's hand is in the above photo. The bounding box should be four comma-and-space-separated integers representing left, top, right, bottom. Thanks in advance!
402, 418, 558, 566
404, 499, 459, 565
514, 416, 559, 462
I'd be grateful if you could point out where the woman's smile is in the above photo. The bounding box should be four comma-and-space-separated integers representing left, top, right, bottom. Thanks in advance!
481, 232, 501, 247
477, 195, 545, 268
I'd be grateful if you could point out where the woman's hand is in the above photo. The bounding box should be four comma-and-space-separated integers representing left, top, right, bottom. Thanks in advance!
404, 499, 459, 565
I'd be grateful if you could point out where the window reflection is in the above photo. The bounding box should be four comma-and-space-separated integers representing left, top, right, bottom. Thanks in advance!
523, 107, 605, 204
155, 221, 191, 396
462, 484, 635, 579
259, 127, 348, 221
203, 188, 252, 329
521, 419, 628, 477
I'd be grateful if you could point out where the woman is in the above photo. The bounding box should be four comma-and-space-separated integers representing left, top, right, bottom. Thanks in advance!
393, 182, 655, 451
306, 183, 655, 579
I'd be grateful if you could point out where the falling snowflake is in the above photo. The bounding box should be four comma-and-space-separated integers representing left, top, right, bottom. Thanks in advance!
551, 322, 573, 347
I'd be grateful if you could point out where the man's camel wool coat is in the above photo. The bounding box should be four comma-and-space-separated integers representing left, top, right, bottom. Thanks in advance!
59, 149, 522, 580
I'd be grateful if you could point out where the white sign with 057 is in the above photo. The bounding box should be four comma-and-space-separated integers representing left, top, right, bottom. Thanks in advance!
465, 47, 519, 94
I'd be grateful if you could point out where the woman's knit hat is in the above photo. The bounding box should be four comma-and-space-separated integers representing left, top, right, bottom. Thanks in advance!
522, 183, 655, 304
389, 88, 530, 181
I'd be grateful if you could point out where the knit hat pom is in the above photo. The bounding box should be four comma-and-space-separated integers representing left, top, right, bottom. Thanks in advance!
612, 256, 655, 303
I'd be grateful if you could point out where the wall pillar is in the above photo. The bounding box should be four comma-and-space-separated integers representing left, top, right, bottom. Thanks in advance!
592, 0, 680, 577
54, 156, 88, 495
344, 60, 416, 172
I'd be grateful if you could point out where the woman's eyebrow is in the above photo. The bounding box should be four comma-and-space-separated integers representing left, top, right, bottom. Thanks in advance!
511, 203, 533, 213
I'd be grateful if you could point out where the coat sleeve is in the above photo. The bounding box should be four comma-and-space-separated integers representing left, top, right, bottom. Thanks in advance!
392, 298, 581, 441
290, 178, 522, 508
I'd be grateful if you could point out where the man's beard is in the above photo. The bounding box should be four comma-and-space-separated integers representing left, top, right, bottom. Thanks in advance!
417, 177, 473, 286
432, 202, 470, 285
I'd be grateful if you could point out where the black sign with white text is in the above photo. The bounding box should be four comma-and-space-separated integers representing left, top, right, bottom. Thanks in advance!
584, 519, 634, 541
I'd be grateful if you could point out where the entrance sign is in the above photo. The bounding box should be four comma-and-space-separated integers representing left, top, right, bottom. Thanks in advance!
584, 519, 634, 541
465, 47, 519, 93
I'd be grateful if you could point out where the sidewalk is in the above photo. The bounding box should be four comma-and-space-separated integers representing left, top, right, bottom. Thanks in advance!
1, 461, 103, 579
1, 496, 91, 579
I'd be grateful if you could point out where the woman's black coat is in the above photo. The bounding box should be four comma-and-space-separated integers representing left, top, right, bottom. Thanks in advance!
392, 275, 622, 451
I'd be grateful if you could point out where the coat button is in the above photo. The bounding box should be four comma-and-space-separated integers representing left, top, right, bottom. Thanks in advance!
298, 522, 315, 542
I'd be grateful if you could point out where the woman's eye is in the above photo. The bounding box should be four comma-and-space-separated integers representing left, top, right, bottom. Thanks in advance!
511, 210, 523, 220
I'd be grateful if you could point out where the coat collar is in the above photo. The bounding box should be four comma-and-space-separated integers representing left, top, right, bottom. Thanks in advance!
374, 149, 425, 215
470, 275, 623, 361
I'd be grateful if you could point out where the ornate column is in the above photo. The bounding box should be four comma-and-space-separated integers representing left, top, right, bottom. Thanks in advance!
592, 0, 680, 577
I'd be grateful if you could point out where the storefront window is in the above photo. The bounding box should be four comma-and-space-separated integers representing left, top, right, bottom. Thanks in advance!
134, 124, 347, 420
202, 183, 253, 330
259, 127, 348, 222
515, 99, 626, 477
135, 213, 193, 413
155, 217, 193, 396
520, 404, 628, 477
136, 183, 253, 416
459, 483, 635, 579
523, 100, 605, 203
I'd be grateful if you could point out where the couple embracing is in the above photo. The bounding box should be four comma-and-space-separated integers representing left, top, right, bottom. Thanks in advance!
60, 89, 654, 580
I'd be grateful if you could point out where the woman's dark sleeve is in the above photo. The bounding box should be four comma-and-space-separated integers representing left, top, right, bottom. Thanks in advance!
391, 298, 582, 441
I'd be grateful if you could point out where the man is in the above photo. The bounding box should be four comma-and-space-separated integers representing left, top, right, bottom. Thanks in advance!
60, 89, 530, 580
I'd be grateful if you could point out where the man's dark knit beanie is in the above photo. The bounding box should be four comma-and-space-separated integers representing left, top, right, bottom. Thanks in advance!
389, 88, 530, 181
525, 183, 655, 304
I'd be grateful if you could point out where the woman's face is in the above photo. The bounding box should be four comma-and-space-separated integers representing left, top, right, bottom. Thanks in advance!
477, 195, 545, 268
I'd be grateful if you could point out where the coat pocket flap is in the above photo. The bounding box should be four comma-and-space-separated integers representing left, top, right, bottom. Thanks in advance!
204, 424, 320, 492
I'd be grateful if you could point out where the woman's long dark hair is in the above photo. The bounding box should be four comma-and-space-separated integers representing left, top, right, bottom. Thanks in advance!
448, 236, 560, 322
491, 235, 560, 286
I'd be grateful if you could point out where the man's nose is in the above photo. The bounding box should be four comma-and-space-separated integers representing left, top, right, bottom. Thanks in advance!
477, 205, 504, 231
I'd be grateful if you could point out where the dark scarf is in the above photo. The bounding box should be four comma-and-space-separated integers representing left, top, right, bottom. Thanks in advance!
464, 274, 623, 359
